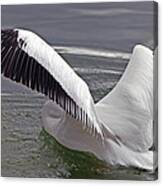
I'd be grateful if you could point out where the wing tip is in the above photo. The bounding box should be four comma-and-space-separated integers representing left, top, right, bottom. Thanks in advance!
133, 44, 153, 57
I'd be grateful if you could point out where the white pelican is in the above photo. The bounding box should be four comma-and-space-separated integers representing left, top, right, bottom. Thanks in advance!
1, 28, 156, 171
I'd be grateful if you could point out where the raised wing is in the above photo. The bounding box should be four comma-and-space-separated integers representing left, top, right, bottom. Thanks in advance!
96, 45, 153, 152
1, 28, 104, 139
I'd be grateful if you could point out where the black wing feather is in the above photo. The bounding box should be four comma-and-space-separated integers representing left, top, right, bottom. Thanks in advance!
1, 29, 92, 130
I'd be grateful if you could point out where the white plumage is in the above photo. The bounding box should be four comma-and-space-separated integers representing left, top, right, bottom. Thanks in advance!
1, 28, 156, 170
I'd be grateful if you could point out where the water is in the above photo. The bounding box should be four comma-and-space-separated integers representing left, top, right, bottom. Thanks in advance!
1, 2, 157, 179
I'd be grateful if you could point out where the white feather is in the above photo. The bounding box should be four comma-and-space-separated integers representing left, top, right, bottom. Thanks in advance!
96, 45, 153, 152
42, 45, 155, 170
15, 28, 103, 137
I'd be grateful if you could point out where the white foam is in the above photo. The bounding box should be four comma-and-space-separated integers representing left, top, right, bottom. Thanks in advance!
71, 8, 152, 17
53, 46, 131, 60
74, 67, 122, 75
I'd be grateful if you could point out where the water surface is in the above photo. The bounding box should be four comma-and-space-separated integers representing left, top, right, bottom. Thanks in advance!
1, 2, 157, 180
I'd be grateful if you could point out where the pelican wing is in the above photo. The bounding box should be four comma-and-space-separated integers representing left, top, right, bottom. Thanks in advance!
1, 28, 104, 138
96, 45, 153, 152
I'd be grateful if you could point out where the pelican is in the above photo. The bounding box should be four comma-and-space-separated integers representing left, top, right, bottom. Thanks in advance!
1, 28, 156, 170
